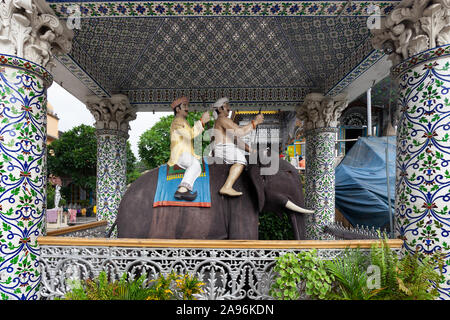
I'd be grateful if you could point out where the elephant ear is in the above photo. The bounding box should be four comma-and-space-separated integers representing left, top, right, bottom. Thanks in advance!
247, 164, 265, 213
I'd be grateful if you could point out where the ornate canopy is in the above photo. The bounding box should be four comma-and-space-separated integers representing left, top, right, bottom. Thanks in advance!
47, 0, 401, 111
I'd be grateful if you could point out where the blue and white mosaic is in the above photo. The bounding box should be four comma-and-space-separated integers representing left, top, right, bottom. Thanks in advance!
0, 57, 50, 300
96, 133, 127, 238
394, 44, 450, 300
48, 1, 399, 18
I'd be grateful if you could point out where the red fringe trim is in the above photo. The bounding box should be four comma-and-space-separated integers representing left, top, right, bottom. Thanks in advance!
153, 201, 211, 208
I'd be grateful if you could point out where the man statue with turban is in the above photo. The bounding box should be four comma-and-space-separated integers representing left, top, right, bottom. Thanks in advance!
168, 96, 210, 201
212, 97, 264, 196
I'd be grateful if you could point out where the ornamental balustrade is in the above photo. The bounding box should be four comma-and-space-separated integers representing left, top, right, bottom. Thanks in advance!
37, 223, 403, 300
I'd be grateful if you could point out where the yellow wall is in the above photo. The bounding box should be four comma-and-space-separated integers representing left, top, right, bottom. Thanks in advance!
46, 102, 59, 145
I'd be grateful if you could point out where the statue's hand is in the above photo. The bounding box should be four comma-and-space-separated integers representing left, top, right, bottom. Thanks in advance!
201, 111, 210, 124
255, 113, 264, 125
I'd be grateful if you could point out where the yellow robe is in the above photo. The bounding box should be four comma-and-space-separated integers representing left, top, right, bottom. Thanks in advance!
167, 117, 204, 167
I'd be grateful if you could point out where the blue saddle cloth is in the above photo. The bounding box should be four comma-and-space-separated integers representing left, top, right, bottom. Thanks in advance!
153, 157, 211, 208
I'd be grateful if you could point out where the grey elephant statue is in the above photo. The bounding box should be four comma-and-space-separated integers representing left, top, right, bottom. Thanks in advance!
110, 158, 313, 239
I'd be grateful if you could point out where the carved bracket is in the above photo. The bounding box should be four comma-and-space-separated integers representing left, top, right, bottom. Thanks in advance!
0, 0, 73, 68
296, 93, 348, 132
371, 0, 450, 65
86, 94, 137, 135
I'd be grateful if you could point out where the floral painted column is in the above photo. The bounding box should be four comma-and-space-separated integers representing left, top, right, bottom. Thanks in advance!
86, 95, 137, 237
372, 0, 450, 299
296, 93, 348, 240
0, 0, 72, 299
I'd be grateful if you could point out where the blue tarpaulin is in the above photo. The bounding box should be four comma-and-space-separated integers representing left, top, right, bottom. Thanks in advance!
335, 136, 396, 230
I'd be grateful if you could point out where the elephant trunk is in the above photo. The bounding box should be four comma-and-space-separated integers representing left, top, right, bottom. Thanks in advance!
285, 200, 314, 214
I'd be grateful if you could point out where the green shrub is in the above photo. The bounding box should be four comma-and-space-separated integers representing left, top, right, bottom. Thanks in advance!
60, 271, 205, 300
46, 182, 55, 209
270, 238, 444, 300
325, 248, 381, 300
270, 250, 334, 300
368, 238, 444, 300
259, 211, 294, 240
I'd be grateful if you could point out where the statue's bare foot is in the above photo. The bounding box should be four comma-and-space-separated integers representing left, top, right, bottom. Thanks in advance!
219, 187, 243, 197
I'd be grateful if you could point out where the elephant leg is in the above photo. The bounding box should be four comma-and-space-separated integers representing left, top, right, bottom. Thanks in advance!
289, 213, 306, 240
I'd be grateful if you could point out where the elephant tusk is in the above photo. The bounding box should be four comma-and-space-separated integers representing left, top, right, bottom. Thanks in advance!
285, 200, 314, 214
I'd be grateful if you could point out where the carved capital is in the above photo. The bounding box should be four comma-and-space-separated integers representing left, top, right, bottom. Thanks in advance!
296, 93, 348, 132
0, 0, 73, 68
86, 94, 137, 136
371, 0, 450, 65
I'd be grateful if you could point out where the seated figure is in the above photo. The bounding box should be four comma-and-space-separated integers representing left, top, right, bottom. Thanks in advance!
212, 97, 264, 196
168, 96, 210, 201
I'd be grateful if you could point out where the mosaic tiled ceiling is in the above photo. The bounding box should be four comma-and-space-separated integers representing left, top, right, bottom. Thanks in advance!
49, 1, 400, 111
123, 17, 314, 89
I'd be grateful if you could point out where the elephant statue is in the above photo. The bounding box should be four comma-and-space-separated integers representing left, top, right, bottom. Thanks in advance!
111, 158, 313, 240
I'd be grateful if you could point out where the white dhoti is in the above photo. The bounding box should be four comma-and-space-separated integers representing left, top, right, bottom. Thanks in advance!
177, 152, 202, 191
213, 143, 247, 165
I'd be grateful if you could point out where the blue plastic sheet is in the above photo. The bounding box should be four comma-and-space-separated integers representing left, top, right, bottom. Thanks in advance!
335, 136, 396, 229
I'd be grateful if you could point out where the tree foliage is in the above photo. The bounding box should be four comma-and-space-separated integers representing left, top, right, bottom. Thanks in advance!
259, 211, 294, 240
47, 124, 97, 193
126, 141, 140, 184
47, 124, 138, 192
138, 115, 173, 170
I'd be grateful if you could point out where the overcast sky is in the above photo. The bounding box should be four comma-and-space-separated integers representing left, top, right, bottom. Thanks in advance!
46, 82, 171, 160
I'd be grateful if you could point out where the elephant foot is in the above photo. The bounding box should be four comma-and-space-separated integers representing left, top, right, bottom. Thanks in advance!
219, 187, 243, 197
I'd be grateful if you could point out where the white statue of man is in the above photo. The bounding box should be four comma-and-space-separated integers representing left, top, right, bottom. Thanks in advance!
54, 184, 61, 208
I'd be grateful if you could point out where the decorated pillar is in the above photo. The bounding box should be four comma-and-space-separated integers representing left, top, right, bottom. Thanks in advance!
0, 0, 72, 299
296, 93, 348, 240
371, 0, 450, 299
86, 94, 136, 237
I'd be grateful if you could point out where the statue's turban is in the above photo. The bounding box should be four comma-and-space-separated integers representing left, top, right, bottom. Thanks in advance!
171, 96, 189, 109
213, 97, 229, 109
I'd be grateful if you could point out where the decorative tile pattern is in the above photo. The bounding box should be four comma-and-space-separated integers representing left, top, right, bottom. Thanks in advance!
96, 133, 127, 238
122, 17, 314, 90
54, 54, 110, 98
71, 17, 163, 92
392, 44, 450, 79
50, 1, 402, 109
326, 47, 385, 96
278, 16, 372, 90
0, 59, 50, 300
305, 128, 337, 240
124, 86, 310, 106
48, 1, 399, 18
57, 14, 385, 109
394, 51, 450, 300
0, 55, 53, 87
